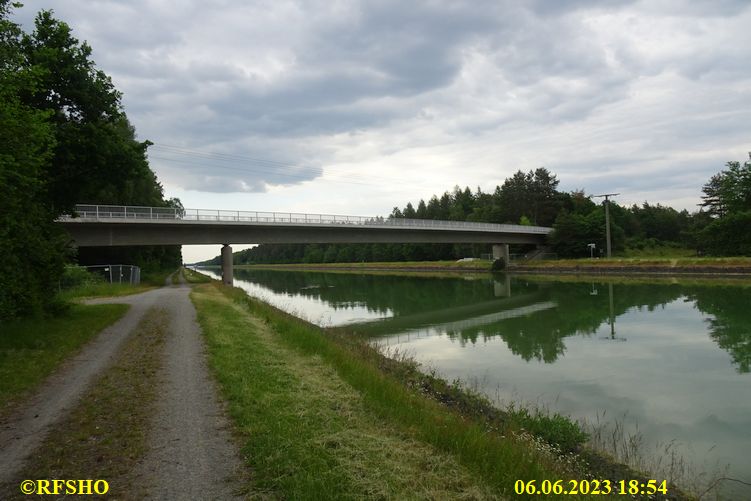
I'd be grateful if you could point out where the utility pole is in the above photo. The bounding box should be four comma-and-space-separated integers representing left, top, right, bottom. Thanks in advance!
593, 193, 619, 258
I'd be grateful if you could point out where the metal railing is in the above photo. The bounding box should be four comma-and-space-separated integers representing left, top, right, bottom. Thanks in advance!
61, 204, 552, 234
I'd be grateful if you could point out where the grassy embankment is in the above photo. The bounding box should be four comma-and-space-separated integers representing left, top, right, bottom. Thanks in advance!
237, 259, 493, 271
513, 256, 751, 269
236, 257, 751, 275
182, 267, 213, 284
1, 308, 169, 500
0, 303, 128, 412
192, 280, 658, 500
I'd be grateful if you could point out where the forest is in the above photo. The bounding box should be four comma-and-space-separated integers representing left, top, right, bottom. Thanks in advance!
0, 2, 180, 319
202, 160, 751, 266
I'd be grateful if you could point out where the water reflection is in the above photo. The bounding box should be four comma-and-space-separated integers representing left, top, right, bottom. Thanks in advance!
196, 267, 751, 374
690, 287, 751, 374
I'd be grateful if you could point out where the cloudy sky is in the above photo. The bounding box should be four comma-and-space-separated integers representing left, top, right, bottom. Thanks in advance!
14, 0, 751, 262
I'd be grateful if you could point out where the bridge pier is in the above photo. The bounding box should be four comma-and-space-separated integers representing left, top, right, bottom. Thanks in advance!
221, 244, 233, 286
492, 244, 510, 264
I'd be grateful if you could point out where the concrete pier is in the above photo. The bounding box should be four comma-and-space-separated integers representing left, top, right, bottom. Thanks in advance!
492, 244, 510, 264
221, 244, 233, 286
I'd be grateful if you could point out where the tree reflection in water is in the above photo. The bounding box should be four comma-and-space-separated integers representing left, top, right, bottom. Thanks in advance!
230, 268, 751, 372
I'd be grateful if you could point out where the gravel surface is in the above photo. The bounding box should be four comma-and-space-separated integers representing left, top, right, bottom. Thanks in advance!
0, 272, 246, 498
131, 274, 245, 499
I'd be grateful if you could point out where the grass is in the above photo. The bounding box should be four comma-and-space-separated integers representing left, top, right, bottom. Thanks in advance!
182, 267, 212, 284
1, 308, 168, 500
237, 260, 494, 271
192, 282, 610, 500
56, 282, 155, 300
0, 303, 129, 411
140, 268, 179, 286
513, 256, 751, 269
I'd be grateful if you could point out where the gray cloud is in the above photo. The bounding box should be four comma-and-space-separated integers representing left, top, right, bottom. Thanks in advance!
14, 0, 751, 203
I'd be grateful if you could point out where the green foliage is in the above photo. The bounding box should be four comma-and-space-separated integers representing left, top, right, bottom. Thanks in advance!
0, 2, 67, 318
507, 406, 588, 453
58, 265, 103, 289
0, 4, 180, 319
497, 168, 562, 226
491, 257, 506, 271
698, 158, 751, 256
699, 211, 751, 256
550, 208, 625, 258
701, 159, 751, 218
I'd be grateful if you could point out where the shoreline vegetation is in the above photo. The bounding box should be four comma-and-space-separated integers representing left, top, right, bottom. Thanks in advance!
219, 257, 751, 277
190, 274, 694, 499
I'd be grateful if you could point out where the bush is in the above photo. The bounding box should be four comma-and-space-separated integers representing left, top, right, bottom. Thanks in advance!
491, 257, 506, 271
59, 266, 103, 289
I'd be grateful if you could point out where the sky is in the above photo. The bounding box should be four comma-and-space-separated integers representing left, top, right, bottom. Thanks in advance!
14, 0, 751, 263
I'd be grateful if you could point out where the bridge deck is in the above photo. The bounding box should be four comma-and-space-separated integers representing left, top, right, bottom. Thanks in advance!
58, 204, 552, 247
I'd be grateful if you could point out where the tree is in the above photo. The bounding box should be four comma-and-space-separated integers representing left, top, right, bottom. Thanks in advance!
698, 157, 751, 256
1, 4, 182, 319
496, 168, 562, 226
701, 158, 751, 218
549, 207, 624, 258
699, 211, 751, 256
0, 0, 67, 318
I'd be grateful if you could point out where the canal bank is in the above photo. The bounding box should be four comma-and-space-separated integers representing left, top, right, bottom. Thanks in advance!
230, 257, 751, 277
192, 266, 751, 499
190, 270, 700, 499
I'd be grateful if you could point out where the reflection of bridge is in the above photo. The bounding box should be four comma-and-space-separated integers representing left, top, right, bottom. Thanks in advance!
58, 205, 553, 285
346, 289, 552, 338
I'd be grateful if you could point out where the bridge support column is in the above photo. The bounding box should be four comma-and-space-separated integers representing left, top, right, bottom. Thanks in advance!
492, 244, 510, 264
221, 244, 233, 286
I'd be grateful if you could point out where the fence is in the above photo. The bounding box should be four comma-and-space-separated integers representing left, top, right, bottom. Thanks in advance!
84, 264, 141, 285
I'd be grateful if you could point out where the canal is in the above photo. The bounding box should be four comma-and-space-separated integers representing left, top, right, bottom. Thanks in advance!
196, 267, 751, 498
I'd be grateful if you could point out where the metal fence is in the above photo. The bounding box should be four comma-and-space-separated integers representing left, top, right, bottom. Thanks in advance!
63, 204, 552, 234
85, 264, 141, 285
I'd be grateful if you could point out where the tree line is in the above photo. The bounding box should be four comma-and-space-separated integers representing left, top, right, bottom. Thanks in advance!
1, 2, 180, 319
205, 159, 751, 266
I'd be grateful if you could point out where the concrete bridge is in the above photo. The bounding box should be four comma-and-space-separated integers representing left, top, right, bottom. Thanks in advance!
58, 204, 553, 285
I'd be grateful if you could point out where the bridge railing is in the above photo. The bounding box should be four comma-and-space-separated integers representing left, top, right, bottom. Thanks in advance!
64, 204, 552, 234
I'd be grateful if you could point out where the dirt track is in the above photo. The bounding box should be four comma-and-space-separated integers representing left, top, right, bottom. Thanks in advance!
0, 271, 244, 498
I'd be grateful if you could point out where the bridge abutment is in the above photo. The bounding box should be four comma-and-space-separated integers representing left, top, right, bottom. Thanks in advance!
221, 244, 233, 286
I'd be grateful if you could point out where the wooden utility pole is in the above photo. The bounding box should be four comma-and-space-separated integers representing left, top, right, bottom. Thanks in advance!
593, 193, 619, 257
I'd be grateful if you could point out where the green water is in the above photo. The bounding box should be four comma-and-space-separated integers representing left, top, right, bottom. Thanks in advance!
198, 267, 751, 497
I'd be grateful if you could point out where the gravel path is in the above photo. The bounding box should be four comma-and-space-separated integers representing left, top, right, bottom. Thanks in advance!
131, 274, 245, 499
0, 273, 245, 498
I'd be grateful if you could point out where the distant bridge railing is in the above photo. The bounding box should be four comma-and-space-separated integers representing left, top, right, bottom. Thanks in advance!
62, 204, 552, 234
